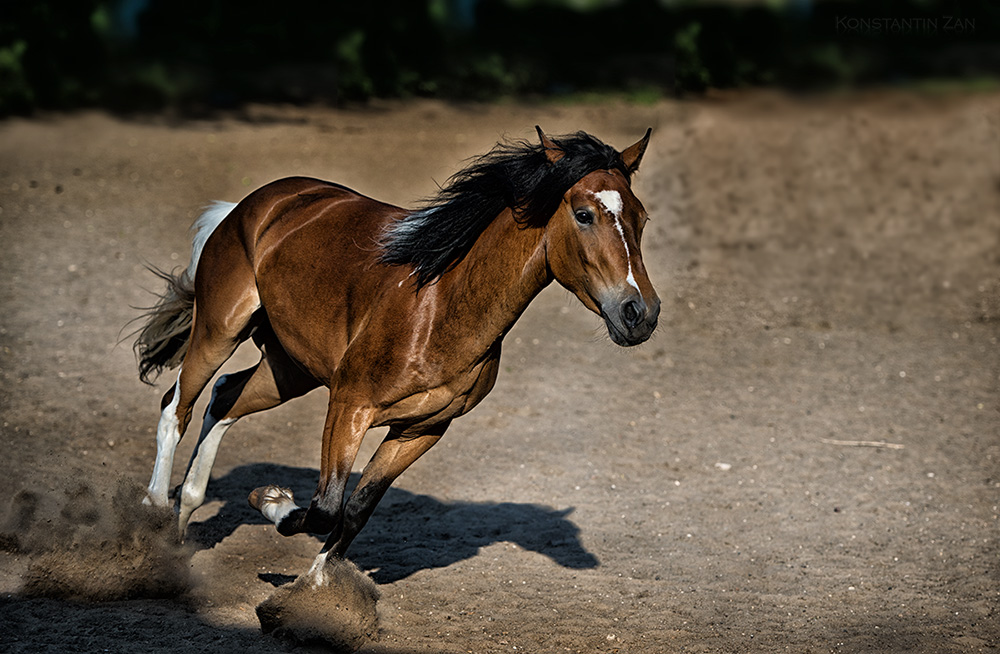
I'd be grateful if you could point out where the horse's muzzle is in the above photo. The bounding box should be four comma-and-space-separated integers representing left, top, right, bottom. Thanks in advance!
602, 293, 660, 346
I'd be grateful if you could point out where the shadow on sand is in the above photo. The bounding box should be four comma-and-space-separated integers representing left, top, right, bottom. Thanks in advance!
185, 463, 599, 584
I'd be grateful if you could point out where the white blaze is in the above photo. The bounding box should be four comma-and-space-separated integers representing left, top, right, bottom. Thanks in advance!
594, 190, 622, 217
592, 190, 640, 292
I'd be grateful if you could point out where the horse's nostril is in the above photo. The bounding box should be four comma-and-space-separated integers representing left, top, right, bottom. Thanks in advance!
622, 299, 643, 328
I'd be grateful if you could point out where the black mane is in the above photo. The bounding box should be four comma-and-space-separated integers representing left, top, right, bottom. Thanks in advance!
379, 131, 630, 287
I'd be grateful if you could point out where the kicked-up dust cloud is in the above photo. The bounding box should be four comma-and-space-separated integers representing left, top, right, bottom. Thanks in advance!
256, 556, 380, 652
2, 478, 190, 602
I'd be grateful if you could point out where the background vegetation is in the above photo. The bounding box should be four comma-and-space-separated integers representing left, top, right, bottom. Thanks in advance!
1, 0, 998, 115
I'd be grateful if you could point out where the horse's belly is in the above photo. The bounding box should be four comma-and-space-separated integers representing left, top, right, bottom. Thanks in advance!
374, 350, 501, 429
375, 386, 464, 427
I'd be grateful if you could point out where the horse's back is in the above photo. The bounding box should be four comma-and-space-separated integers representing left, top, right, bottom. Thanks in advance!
226, 177, 388, 251
223, 177, 410, 381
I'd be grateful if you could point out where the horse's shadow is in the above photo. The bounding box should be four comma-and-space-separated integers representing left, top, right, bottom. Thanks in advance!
186, 463, 599, 584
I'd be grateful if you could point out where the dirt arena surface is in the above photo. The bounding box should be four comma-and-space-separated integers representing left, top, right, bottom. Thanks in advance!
0, 92, 998, 653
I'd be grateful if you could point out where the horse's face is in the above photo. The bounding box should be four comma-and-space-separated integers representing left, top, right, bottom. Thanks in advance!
546, 168, 660, 347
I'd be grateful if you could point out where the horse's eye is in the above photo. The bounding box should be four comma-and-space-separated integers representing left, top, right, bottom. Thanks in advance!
574, 208, 594, 226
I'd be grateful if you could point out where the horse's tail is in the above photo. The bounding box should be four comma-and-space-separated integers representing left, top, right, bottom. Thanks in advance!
133, 201, 237, 384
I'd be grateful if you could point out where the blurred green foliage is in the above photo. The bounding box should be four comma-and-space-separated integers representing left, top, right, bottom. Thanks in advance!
0, 0, 997, 115
674, 22, 710, 91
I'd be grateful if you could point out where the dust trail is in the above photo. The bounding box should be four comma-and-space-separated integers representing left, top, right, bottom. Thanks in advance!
256, 557, 380, 652
1, 478, 190, 601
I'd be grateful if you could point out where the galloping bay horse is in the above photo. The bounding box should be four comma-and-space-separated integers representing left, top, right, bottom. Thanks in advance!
134, 127, 659, 566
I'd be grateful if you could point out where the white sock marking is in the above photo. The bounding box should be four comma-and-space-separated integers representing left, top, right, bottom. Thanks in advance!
306, 552, 329, 587
592, 190, 640, 292
259, 488, 299, 525
147, 369, 182, 506
178, 416, 236, 526
262, 497, 298, 525
177, 373, 232, 525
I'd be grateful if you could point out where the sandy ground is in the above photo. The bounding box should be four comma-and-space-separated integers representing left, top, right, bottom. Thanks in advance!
0, 92, 998, 653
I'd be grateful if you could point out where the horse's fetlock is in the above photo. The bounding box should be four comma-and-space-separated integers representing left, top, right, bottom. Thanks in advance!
276, 508, 307, 536
304, 510, 338, 536
179, 484, 203, 508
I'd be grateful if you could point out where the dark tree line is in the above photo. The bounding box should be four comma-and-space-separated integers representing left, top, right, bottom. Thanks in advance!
1, 0, 997, 115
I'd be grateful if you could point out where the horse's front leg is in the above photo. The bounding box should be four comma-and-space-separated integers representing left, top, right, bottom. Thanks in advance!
249, 399, 374, 540
325, 421, 449, 558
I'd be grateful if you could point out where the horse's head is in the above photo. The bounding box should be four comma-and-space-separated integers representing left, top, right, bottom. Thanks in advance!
541, 128, 660, 346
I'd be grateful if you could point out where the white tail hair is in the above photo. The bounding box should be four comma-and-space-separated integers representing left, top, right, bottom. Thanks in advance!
133, 200, 237, 384
185, 201, 237, 284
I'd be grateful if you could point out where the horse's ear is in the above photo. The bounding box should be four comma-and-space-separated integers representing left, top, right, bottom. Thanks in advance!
620, 128, 652, 176
536, 125, 564, 165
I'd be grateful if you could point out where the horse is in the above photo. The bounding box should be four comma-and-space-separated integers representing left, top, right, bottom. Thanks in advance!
133, 126, 659, 569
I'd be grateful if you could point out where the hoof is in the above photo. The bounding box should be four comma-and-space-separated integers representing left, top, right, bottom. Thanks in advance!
249, 485, 299, 526
143, 490, 167, 508
255, 557, 379, 650
248, 485, 294, 511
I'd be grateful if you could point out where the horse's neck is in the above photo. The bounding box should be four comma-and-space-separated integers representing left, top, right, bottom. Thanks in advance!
438, 210, 550, 346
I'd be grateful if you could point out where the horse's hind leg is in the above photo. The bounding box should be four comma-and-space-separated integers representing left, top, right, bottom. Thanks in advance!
173, 365, 253, 531
146, 371, 189, 506
176, 335, 319, 534
146, 332, 245, 507
145, 246, 261, 507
